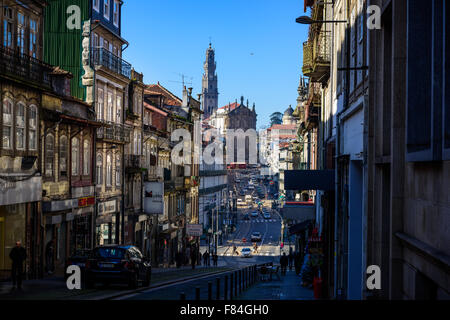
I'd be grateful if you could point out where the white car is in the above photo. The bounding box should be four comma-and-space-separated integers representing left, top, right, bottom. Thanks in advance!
251, 232, 262, 242
241, 248, 252, 258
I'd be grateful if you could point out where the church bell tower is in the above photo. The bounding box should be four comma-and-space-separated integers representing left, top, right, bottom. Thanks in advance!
202, 43, 219, 119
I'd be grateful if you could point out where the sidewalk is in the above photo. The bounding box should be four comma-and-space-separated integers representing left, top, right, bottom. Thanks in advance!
236, 269, 314, 300
0, 265, 231, 300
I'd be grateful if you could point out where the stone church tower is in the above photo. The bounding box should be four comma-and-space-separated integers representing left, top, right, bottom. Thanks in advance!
202, 43, 218, 119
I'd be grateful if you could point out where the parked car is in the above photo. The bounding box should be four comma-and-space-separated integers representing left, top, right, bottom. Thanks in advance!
241, 248, 252, 258
263, 212, 271, 219
251, 211, 259, 218
64, 249, 91, 280
251, 232, 262, 242
85, 245, 151, 289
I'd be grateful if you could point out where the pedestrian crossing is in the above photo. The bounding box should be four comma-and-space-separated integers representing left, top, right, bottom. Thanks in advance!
242, 219, 278, 223
220, 251, 279, 257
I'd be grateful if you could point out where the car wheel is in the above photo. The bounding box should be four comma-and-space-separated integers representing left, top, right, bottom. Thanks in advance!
86, 277, 95, 289
143, 271, 151, 287
129, 272, 138, 289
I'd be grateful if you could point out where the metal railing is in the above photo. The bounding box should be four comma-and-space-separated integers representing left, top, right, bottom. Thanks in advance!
0, 45, 52, 88
96, 121, 131, 144
302, 41, 313, 75
125, 154, 143, 169
91, 47, 131, 79
314, 31, 331, 63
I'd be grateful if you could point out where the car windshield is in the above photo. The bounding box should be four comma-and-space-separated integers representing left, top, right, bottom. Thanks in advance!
93, 247, 126, 259
242, 248, 251, 252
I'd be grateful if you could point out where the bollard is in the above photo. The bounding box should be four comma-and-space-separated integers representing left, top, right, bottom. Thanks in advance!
234, 271, 238, 296
180, 292, 186, 300
196, 287, 200, 300
230, 273, 234, 300
208, 281, 212, 300
239, 270, 242, 293
216, 277, 221, 300
224, 275, 228, 301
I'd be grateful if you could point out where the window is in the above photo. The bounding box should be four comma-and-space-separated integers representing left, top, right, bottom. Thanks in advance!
29, 19, 37, 58
133, 131, 138, 154
103, 39, 109, 50
59, 136, 67, 177
45, 134, 54, 177
107, 91, 113, 122
106, 153, 112, 186
96, 153, 103, 185
92, 33, 99, 47
115, 156, 121, 186
113, 0, 119, 26
83, 139, 90, 175
93, 0, 100, 12
97, 88, 104, 120
72, 138, 79, 176
116, 95, 122, 124
358, 0, 364, 43
2, 99, 13, 149
104, 0, 110, 20
137, 133, 141, 156
17, 12, 25, 54
29, 105, 37, 150
3, 7, 13, 48
15, 103, 25, 150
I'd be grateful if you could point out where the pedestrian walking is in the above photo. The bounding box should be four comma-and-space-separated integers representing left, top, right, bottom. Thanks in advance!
45, 240, 54, 275
190, 248, 197, 270
212, 253, 218, 266
288, 251, 294, 271
294, 252, 302, 275
9, 241, 27, 290
280, 252, 288, 275
198, 249, 202, 266
203, 251, 209, 266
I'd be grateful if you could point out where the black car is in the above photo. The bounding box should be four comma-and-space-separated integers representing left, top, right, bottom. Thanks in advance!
65, 249, 91, 280
85, 245, 151, 289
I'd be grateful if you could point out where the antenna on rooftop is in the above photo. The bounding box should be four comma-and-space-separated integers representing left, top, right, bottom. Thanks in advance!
169, 73, 193, 89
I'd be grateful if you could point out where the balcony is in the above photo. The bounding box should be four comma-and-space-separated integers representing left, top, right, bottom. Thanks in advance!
125, 155, 144, 174
91, 47, 131, 79
131, 69, 144, 83
302, 31, 331, 83
0, 45, 52, 89
96, 121, 131, 144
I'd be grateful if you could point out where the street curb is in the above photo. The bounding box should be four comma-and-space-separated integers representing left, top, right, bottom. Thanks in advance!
94, 268, 236, 300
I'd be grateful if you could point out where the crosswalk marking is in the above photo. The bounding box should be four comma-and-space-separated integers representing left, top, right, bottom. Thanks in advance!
242, 219, 277, 224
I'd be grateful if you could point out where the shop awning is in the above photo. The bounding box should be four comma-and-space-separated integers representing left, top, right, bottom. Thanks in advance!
284, 170, 335, 191
281, 202, 315, 221
289, 220, 313, 235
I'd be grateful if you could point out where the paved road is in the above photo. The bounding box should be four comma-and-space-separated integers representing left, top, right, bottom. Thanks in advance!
120, 204, 296, 300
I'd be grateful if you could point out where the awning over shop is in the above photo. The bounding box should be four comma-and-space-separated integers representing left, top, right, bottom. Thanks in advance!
284, 170, 335, 191
281, 202, 315, 221
289, 220, 314, 235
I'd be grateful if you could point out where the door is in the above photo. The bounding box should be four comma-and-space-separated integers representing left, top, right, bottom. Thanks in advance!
0, 217, 4, 272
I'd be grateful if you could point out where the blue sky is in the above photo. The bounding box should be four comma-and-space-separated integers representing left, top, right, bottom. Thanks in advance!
121, 0, 309, 128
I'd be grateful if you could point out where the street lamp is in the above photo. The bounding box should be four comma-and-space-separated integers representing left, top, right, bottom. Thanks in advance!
295, 15, 347, 24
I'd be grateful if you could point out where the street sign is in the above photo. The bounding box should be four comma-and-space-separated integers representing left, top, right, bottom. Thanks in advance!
144, 182, 164, 214
186, 224, 203, 237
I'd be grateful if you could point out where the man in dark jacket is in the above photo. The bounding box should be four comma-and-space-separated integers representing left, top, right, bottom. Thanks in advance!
10, 241, 27, 290
280, 252, 288, 275
190, 247, 197, 269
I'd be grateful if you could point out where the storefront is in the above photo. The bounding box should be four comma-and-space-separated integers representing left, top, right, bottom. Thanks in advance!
0, 176, 42, 280
96, 199, 119, 246
42, 196, 95, 275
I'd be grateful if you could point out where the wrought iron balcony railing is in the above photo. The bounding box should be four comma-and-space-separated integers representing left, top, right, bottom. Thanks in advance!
96, 121, 131, 144
125, 154, 143, 170
302, 41, 313, 76
0, 45, 52, 88
91, 47, 131, 79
